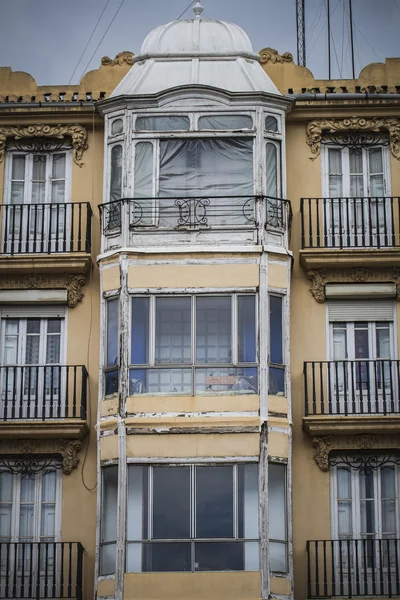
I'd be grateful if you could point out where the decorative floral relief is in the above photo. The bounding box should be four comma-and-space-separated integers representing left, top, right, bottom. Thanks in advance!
101, 51, 134, 66
259, 47, 293, 64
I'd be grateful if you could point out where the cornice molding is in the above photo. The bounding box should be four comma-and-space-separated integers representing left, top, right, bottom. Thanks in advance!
101, 51, 134, 66
0, 273, 86, 307
306, 117, 400, 160
0, 439, 82, 474
307, 266, 400, 303
0, 124, 88, 167
259, 47, 293, 64
312, 434, 400, 472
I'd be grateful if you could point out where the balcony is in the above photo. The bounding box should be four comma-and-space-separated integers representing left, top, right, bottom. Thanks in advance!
0, 203, 92, 274
99, 196, 292, 251
307, 539, 400, 598
300, 197, 400, 270
0, 542, 83, 599
303, 360, 400, 435
0, 365, 88, 439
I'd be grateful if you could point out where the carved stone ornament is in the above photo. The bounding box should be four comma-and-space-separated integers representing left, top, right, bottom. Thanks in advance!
306, 117, 400, 160
0, 274, 86, 308
0, 439, 82, 475
307, 267, 400, 303
101, 51, 134, 66
312, 434, 400, 473
259, 47, 293, 64
0, 124, 88, 167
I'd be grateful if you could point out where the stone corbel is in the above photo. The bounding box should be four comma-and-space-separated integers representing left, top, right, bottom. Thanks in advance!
259, 47, 293, 64
0, 439, 82, 475
0, 124, 88, 167
312, 434, 400, 472
101, 51, 134, 66
306, 117, 400, 160
0, 273, 86, 307
307, 266, 400, 303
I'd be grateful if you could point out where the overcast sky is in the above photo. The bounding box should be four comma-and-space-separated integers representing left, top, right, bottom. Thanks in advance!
0, 0, 399, 86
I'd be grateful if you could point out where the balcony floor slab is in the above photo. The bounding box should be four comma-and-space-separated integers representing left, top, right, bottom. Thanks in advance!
300, 248, 400, 271
0, 253, 92, 274
303, 414, 400, 436
0, 419, 88, 440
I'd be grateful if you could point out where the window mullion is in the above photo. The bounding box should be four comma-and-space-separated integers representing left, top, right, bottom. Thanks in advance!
232, 295, 238, 366
150, 297, 155, 366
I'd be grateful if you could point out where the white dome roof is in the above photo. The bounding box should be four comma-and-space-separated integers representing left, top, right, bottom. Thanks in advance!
110, 2, 281, 97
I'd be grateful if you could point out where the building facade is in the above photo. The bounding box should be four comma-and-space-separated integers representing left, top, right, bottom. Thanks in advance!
0, 4, 399, 600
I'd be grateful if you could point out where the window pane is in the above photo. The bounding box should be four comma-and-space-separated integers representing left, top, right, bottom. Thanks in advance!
196, 297, 231, 364
238, 296, 256, 363
130, 542, 191, 572
127, 466, 148, 541
100, 466, 118, 575
196, 466, 234, 538
196, 366, 258, 394
270, 541, 287, 572
268, 463, 287, 542
111, 119, 123, 135
195, 541, 244, 570
136, 116, 190, 131
0, 472, 12, 502
152, 467, 190, 539
42, 471, 57, 502
155, 298, 191, 364
110, 145, 122, 202
369, 148, 383, 174
270, 296, 283, 364
107, 299, 119, 368
198, 115, 253, 130
130, 368, 192, 395
134, 142, 153, 199
238, 464, 259, 539
381, 466, 396, 498
328, 149, 343, 197
265, 116, 278, 132
266, 143, 278, 197
269, 367, 285, 395
12, 156, 25, 180
131, 298, 149, 365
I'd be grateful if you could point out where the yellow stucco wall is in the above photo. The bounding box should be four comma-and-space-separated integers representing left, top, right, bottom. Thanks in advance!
128, 264, 259, 289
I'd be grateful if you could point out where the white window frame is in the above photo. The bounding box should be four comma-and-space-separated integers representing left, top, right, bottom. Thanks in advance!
329, 321, 395, 363
4, 150, 72, 206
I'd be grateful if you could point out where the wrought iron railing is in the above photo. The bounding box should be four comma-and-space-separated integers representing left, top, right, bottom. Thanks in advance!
300, 197, 400, 249
0, 365, 87, 421
99, 196, 292, 234
304, 360, 400, 416
0, 542, 83, 599
307, 539, 400, 598
1, 203, 92, 254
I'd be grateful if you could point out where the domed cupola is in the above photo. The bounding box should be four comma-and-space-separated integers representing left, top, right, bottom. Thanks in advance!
110, 1, 281, 96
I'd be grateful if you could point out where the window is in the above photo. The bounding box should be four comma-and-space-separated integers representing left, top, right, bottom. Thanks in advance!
265, 116, 279, 133
109, 145, 123, 203
323, 145, 390, 247
7, 152, 68, 206
129, 294, 257, 395
111, 119, 123, 135
0, 468, 60, 544
269, 463, 288, 572
198, 115, 253, 130
104, 299, 119, 396
135, 116, 190, 131
126, 464, 259, 572
100, 465, 118, 576
269, 295, 285, 395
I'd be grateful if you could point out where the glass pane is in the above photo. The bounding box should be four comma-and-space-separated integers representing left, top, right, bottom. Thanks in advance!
338, 500, 353, 536
196, 466, 234, 539
100, 543, 116, 576
155, 297, 191, 364
20, 477, 35, 502
110, 145, 123, 202
107, 299, 119, 368
269, 464, 286, 541
19, 505, 34, 538
51, 180, 65, 204
130, 368, 192, 395
127, 465, 148, 541
195, 541, 245, 570
382, 499, 396, 534
27, 319, 40, 334
238, 296, 256, 363
52, 154, 66, 179
198, 115, 253, 130
102, 466, 118, 543
270, 541, 287, 572
11, 156, 26, 180
269, 296, 283, 364
354, 326, 369, 359
337, 468, 352, 498
134, 142, 153, 200
381, 466, 396, 498
42, 471, 57, 502
196, 366, 258, 394
105, 370, 119, 395
266, 143, 278, 197
269, 366, 285, 395
0, 505, 11, 538
328, 149, 343, 197
131, 298, 149, 365
360, 472, 374, 499
136, 116, 190, 131
369, 148, 383, 174
360, 500, 375, 534
152, 467, 190, 539
32, 181, 45, 204
0, 472, 12, 502
47, 319, 61, 334
111, 119, 123, 135
132, 542, 192, 572
32, 155, 46, 181
41, 504, 56, 537
196, 297, 231, 364
46, 335, 60, 364
370, 174, 384, 197
239, 464, 258, 539
10, 181, 25, 204
265, 116, 278, 132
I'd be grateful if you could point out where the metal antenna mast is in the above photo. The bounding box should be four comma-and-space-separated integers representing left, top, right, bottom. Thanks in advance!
296, 0, 306, 66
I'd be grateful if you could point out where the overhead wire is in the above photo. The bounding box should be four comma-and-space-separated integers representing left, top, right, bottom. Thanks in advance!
340, 0, 346, 78
306, 0, 325, 46
78, 0, 125, 84
177, 0, 195, 20
393, 0, 400, 14
68, 0, 111, 85
340, 0, 382, 63
307, 0, 341, 58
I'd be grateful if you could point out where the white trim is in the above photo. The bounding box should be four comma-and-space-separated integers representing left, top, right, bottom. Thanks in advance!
0, 290, 68, 304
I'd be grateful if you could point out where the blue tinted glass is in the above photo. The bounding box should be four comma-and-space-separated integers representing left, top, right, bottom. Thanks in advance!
131, 298, 150, 364
269, 296, 283, 365
107, 299, 118, 368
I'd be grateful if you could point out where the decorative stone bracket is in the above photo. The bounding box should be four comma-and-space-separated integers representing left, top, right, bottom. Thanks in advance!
307, 267, 400, 303
0, 124, 88, 167
101, 51, 134, 66
259, 47, 293, 64
306, 117, 400, 160
0, 439, 82, 475
0, 273, 86, 307
312, 434, 400, 472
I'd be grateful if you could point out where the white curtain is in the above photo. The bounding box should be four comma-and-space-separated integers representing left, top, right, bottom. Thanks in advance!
198, 115, 252, 130
110, 145, 123, 203
10, 156, 26, 204
337, 468, 353, 537
369, 148, 384, 196
135, 116, 190, 131
133, 142, 154, 226
50, 154, 66, 204
349, 149, 364, 197
32, 155, 46, 205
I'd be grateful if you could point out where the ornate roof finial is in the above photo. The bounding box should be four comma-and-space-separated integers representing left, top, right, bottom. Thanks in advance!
193, 0, 203, 18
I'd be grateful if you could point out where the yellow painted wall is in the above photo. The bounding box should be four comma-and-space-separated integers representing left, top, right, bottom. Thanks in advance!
128, 264, 259, 289
126, 394, 259, 414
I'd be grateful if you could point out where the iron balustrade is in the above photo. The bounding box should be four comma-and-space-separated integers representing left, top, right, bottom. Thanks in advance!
99, 196, 292, 234
300, 197, 400, 249
304, 360, 400, 416
0, 542, 83, 599
307, 539, 400, 598
0, 365, 87, 421
1, 203, 92, 255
